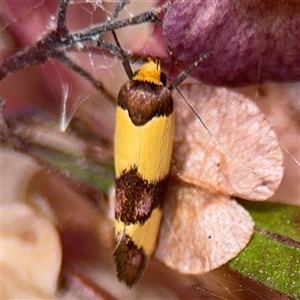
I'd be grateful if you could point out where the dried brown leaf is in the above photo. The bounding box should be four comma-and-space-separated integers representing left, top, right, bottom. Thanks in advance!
172, 83, 283, 200
1, 203, 62, 299
155, 179, 254, 274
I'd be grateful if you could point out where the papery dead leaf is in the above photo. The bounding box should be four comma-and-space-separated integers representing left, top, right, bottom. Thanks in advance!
172, 83, 283, 200
1, 203, 62, 299
1, 148, 41, 205
156, 179, 254, 274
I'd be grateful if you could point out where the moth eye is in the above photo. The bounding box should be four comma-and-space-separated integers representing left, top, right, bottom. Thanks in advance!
160, 73, 167, 86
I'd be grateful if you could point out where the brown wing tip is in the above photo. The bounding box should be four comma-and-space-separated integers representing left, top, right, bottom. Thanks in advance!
114, 234, 147, 288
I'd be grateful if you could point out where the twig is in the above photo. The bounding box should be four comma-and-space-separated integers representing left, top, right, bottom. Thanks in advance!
56, 0, 70, 33
111, 0, 129, 20
0, 0, 168, 90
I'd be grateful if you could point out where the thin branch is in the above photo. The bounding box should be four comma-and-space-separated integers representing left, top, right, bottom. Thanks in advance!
109, 0, 133, 79
57, 0, 70, 33
112, 30, 133, 79
112, 0, 129, 20
96, 35, 125, 59
0, 31, 70, 80
66, 44, 117, 59
72, 8, 163, 42
0, 0, 171, 110
0, 2, 167, 82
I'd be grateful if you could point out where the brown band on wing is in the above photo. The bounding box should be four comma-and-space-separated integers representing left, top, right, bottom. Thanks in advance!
114, 233, 146, 288
115, 166, 169, 225
117, 81, 173, 126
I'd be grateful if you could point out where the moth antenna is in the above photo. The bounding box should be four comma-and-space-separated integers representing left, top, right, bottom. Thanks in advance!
169, 51, 213, 91
112, 29, 133, 79
281, 145, 300, 166
174, 86, 257, 175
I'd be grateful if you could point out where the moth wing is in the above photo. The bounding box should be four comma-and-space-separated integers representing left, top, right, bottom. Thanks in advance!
155, 179, 254, 274
172, 83, 283, 200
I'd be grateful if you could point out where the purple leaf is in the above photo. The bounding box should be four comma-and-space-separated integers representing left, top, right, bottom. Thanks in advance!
163, 0, 300, 86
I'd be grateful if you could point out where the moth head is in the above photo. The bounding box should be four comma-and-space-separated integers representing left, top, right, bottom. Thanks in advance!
133, 57, 164, 86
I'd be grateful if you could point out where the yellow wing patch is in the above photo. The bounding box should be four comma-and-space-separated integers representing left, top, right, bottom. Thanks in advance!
115, 208, 162, 257
114, 106, 174, 183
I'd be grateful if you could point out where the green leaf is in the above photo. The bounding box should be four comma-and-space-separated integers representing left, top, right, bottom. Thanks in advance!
47, 152, 114, 192
27, 142, 115, 192
6, 117, 116, 192
52, 158, 115, 192
228, 201, 300, 299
